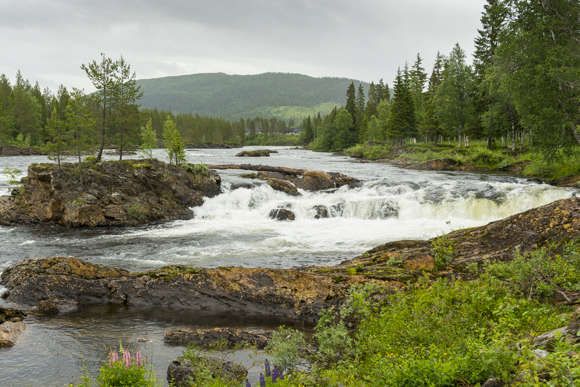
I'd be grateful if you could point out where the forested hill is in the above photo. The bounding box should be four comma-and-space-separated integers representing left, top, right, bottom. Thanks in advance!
137, 72, 369, 121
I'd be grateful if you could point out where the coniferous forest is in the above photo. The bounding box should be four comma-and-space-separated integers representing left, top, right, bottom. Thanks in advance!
1, 0, 579, 176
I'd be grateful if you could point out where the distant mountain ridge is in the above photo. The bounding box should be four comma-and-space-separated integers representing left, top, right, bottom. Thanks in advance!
136, 72, 369, 121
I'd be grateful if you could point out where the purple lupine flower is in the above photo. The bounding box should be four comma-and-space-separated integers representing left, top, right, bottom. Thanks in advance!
246, 379, 251, 387
109, 348, 118, 368
135, 348, 142, 367
259, 373, 266, 387
272, 366, 279, 383
264, 359, 271, 377
123, 348, 131, 367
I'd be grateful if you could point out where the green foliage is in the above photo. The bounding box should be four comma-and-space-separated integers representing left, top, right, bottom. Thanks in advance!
181, 162, 209, 177
430, 235, 456, 270
74, 343, 160, 387
314, 310, 355, 363
345, 143, 393, 160
523, 149, 580, 180
162, 116, 186, 165
126, 202, 143, 220
266, 327, 307, 373
174, 341, 247, 386
139, 118, 157, 159
484, 240, 580, 300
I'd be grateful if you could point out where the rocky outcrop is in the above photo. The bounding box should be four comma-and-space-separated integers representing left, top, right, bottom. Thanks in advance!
551, 175, 580, 188
0, 307, 27, 347
0, 145, 46, 156
0, 159, 221, 227
207, 164, 359, 192
0, 257, 374, 323
235, 149, 277, 157
165, 328, 272, 349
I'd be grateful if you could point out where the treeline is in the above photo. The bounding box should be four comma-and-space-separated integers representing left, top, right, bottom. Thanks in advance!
298, 0, 580, 157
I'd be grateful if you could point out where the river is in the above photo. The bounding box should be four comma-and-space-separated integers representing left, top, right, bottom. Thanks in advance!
0, 147, 576, 386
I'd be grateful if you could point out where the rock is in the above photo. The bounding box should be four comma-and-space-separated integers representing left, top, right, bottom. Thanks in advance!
552, 175, 580, 188
0, 306, 27, 347
0, 159, 221, 227
0, 145, 45, 156
266, 178, 300, 196
104, 150, 137, 156
235, 150, 276, 157
405, 158, 460, 171
185, 143, 235, 149
481, 378, 505, 387
269, 208, 296, 221
0, 321, 26, 348
313, 205, 329, 219
164, 328, 272, 349
497, 160, 531, 174
256, 171, 287, 181
0, 256, 369, 323
167, 357, 246, 387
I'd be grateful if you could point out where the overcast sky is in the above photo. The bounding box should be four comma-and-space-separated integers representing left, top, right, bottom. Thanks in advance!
1, 0, 487, 94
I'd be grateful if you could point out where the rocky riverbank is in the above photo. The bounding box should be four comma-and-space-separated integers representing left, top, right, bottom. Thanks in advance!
0, 159, 221, 227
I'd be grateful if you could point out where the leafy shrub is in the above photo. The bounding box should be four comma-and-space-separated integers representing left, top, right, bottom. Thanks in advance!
266, 327, 307, 374
430, 235, 456, 270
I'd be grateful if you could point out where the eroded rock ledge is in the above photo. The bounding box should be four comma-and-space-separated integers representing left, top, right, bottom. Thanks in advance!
0, 258, 379, 323
0, 159, 221, 227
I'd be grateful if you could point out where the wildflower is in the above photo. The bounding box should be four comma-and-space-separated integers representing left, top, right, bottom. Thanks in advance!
135, 348, 142, 367
260, 373, 266, 387
280, 369, 284, 380
109, 348, 119, 368
123, 348, 131, 367
246, 379, 252, 387
272, 366, 279, 383
265, 358, 271, 377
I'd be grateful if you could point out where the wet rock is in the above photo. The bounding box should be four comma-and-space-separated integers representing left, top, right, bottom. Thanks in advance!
0, 306, 27, 348
164, 328, 272, 349
0, 159, 221, 227
256, 171, 286, 180
474, 185, 506, 204
167, 357, 247, 387
552, 175, 580, 188
1, 256, 365, 324
269, 208, 296, 221
266, 178, 301, 196
313, 205, 329, 219
235, 149, 276, 157
185, 143, 235, 149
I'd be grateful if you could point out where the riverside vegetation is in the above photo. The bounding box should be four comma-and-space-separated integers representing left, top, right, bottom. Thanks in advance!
68, 240, 580, 386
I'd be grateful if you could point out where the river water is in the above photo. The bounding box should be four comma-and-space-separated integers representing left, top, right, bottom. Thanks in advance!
0, 147, 576, 386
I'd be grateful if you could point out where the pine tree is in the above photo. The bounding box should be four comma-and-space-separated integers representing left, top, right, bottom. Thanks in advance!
65, 89, 96, 163
81, 53, 118, 161
421, 52, 444, 145
45, 106, 69, 171
386, 68, 415, 146
345, 82, 356, 119
139, 118, 157, 159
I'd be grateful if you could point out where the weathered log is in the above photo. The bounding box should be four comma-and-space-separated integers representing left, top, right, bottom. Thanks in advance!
206, 164, 306, 175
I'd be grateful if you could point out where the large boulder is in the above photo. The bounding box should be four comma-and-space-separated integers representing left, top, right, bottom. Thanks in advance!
267, 178, 301, 196
0, 159, 221, 227
235, 149, 277, 157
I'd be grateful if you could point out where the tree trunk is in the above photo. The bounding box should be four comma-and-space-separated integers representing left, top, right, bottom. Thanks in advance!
487, 136, 492, 150
572, 125, 580, 146
520, 128, 526, 154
